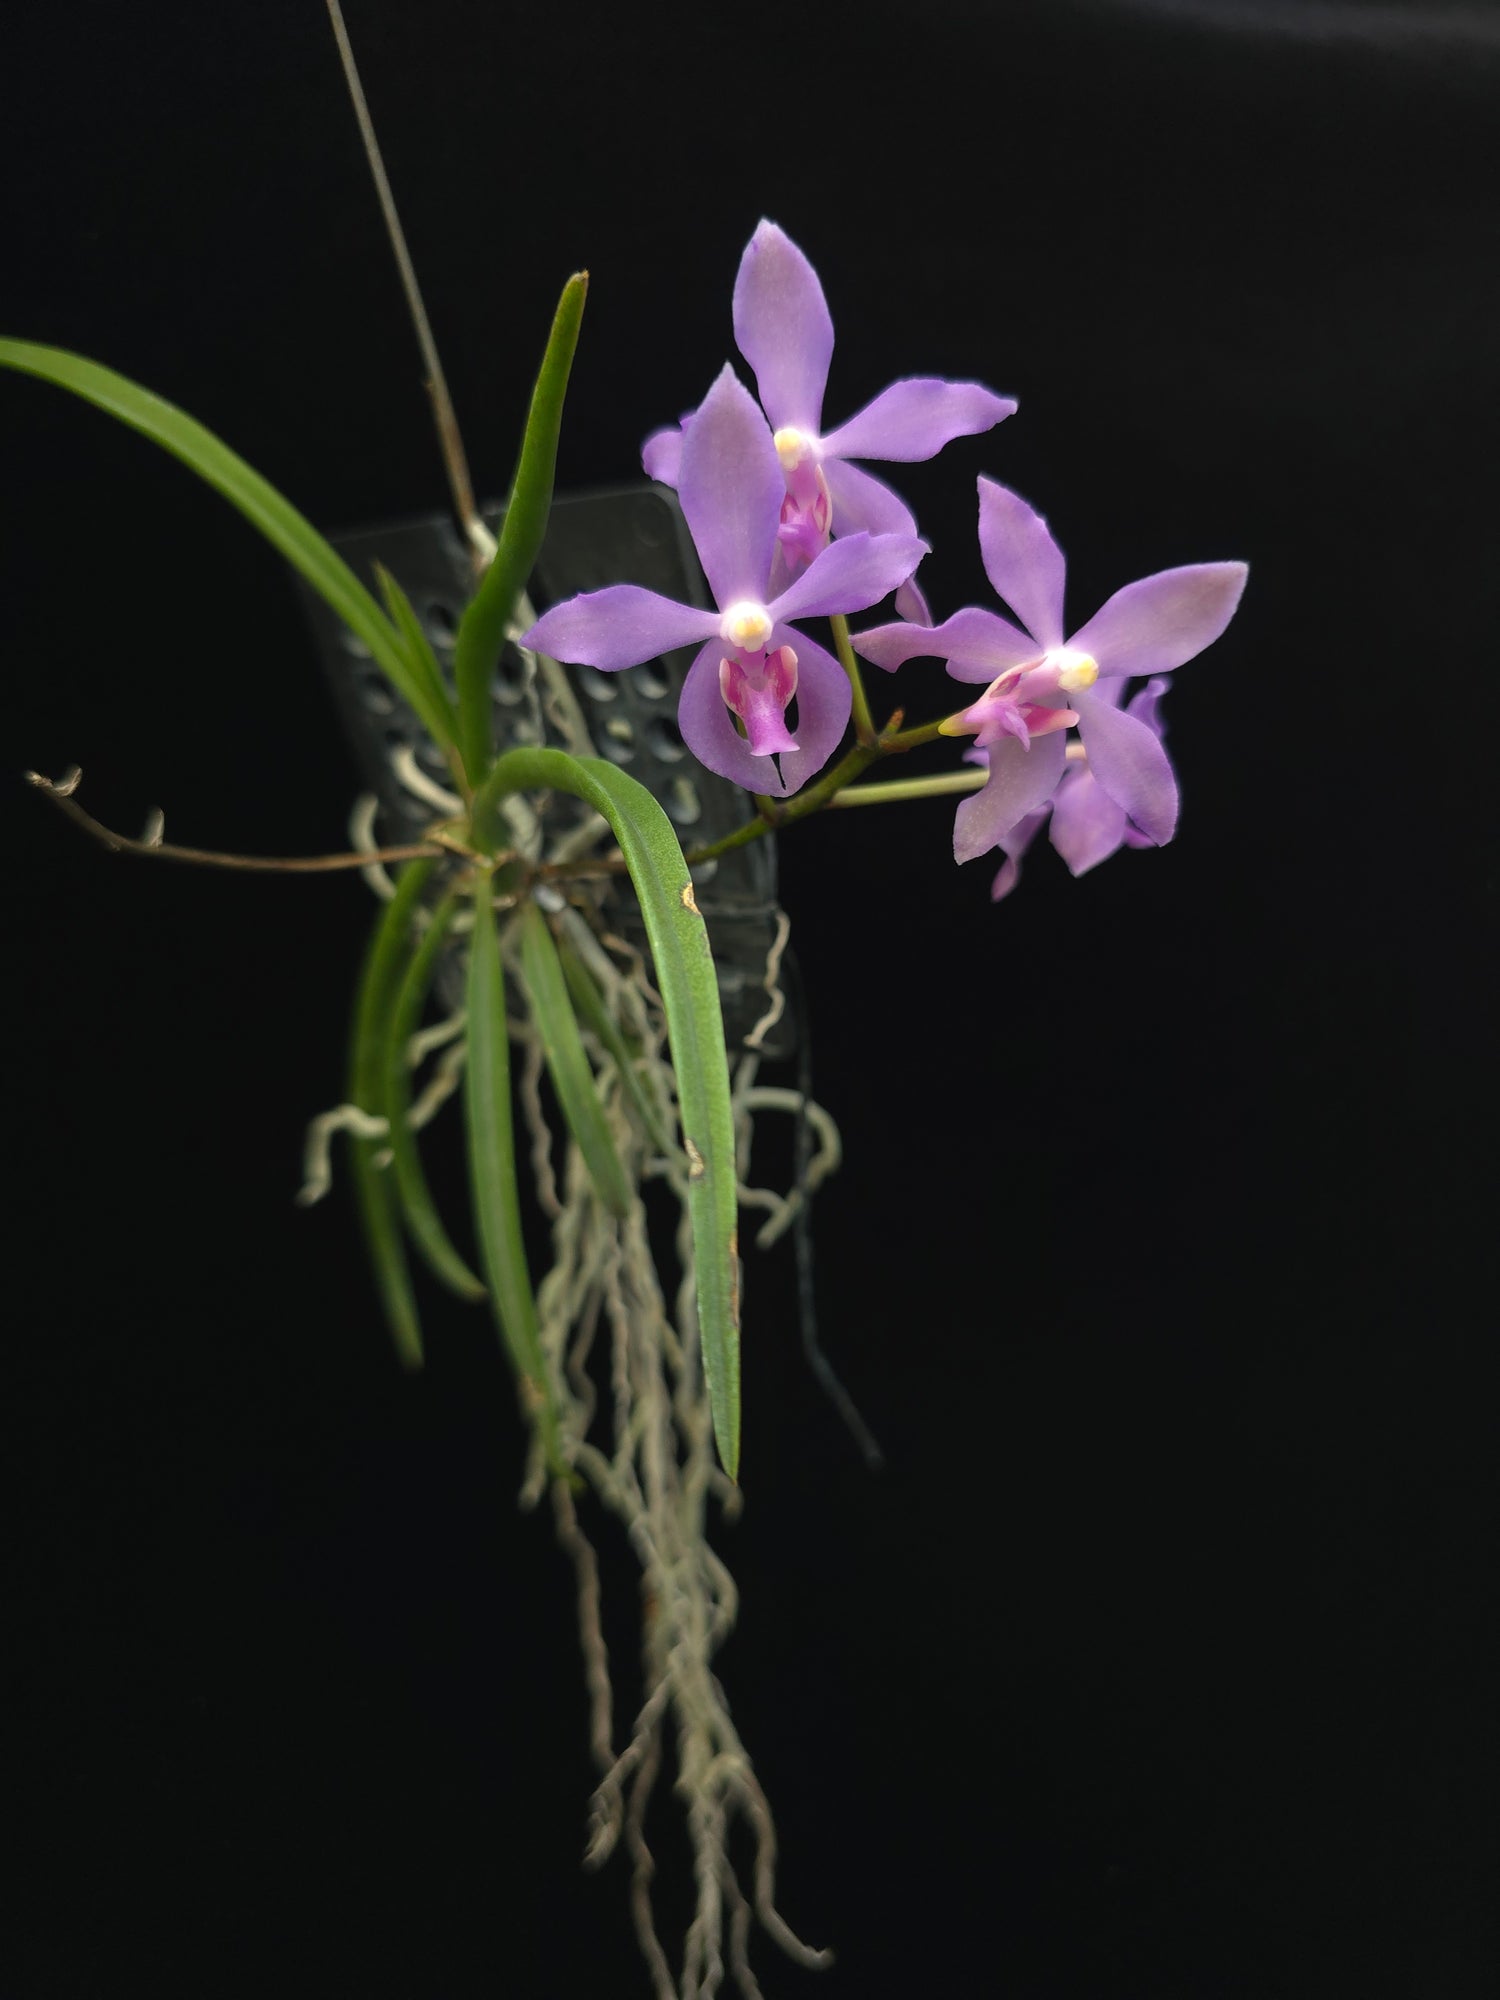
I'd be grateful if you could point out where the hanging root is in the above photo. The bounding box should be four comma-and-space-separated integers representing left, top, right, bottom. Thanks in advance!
519, 927, 836, 1998
312, 847, 838, 1995
294, 1102, 390, 1205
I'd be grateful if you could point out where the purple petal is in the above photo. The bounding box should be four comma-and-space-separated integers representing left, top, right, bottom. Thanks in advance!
732, 220, 834, 433
642, 425, 682, 487
1126, 675, 1171, 733
1048, 766, 1129, 877
677, 365, 785, 609
770, 531, 925, 627
1070, 682, 1179, 846
523, 587, 717, 674
894, 574, 932, 625
677, 625, 850, 799
953, 730, 1066, 863
1069, 562, 1247, 680
822, 457, 918, 539
991, 804, 1050, 903
975, 477, 1067, 649
821, 379, 1016, 463
854, 606, 1039, 677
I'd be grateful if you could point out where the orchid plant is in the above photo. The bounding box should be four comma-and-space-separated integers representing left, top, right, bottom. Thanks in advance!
5, 205, 1245, 1999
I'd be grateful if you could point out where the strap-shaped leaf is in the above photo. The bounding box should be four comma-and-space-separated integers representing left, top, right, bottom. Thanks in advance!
382, 888, 486, 1301
518, 902, 632, 1220
0, 338, 458, 755
452, 274, 587, 785
471, 749, 741, 1478
464, 871, 563, 1472
373, 563, 461, 752
557, 933, 677, 1161
348, 858, 438, 1369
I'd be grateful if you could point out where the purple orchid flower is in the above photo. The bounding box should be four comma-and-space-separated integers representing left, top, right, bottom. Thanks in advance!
979, 676, 1173, 901
855, 477, 1246, 864
521, 365, 925, 798
642, 221, 1014, 604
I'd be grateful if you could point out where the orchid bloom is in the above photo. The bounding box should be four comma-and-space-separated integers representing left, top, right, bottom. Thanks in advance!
642, 222, 1014, 600
980, 677, 1173, 901
855, 478, 1246, 864
521, 366, 925, 797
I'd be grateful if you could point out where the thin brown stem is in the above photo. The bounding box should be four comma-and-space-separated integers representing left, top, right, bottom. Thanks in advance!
323, 0, 487, 563
26, 767, 454, 875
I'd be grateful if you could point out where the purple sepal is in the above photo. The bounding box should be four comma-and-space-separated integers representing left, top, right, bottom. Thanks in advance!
976, 477, 1067, 650
732, 220, 834, 433
1071, 680, 1178, 846
953, 729, 1067, 863
676, 365, 785, 608
1052, 677, 1174, 872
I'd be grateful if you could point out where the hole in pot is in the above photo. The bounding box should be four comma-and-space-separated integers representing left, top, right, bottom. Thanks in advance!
645, 716, 686, 763
361, 674, 396, 717
426, 600, 459, 647
493, 650, 527, 704
634, 660, 670, 699
667, 776, 701, 826
602, 718, 635, 763
340, 629, 372, 659
578, 667, 617, 702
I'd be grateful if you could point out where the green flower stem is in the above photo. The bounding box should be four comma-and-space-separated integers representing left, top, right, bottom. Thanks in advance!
876, 713, 957, 754
827, 767, 987, 808
828, 612, 877, 746
538, 698, 972, 881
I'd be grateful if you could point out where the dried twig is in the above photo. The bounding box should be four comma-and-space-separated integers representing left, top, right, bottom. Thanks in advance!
26, 766, 448, 874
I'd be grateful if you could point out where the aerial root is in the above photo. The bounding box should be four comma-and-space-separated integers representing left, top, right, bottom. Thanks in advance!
294, 1102, 389, 1206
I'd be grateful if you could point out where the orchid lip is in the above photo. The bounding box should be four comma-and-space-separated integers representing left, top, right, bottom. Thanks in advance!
718, 600, 773, 651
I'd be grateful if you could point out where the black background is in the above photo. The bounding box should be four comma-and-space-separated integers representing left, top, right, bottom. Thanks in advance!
4, 1, 1496, 1994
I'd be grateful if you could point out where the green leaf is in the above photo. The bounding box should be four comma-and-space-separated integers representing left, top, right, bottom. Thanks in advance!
463, 871, 562, 1471
373, 563, 461, 754
347, 858, 439, 1369
471, 749, 741, 1478
517, 902, 633, 1220
0, 338, 459, 755
382, 888, 487, 1302
557, 933, 677, 1161
452, 273, 588, 785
